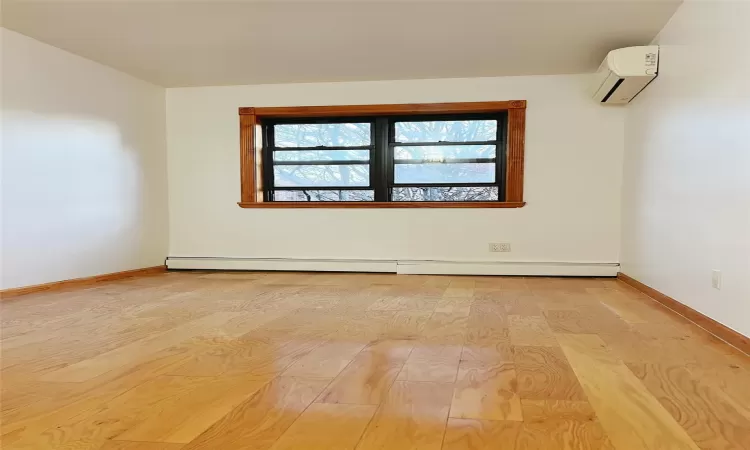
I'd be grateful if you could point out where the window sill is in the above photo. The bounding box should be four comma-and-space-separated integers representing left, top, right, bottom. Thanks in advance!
237, 201, 526, 209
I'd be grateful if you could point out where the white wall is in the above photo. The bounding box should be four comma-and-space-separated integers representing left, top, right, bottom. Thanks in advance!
620, 1, 750, 337
1, 29, 169, 289
166, 75, 625, 266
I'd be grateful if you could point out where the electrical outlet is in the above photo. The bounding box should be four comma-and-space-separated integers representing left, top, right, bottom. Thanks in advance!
712, 270, 722, 290
489, 243, 511, 252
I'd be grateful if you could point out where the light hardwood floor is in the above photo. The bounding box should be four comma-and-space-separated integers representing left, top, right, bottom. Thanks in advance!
2, 272, 749, 449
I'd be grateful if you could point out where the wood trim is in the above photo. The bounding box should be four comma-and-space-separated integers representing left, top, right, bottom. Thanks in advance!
506, 108, 526, 203
617, 272, 750, 356
239, 112, 257, 203
0, 266, 167, 300
254, 122, 265, 202
238, 101, 527, 207
238, 201, 526, 209
239, 100, 526, 117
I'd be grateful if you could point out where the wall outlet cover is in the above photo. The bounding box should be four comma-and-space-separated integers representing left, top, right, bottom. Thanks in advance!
711, 270, 722, 290
489, 243, 512, 252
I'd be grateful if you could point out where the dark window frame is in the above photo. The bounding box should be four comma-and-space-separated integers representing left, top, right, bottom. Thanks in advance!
387, 112, 508, 203
238, 101, 527, 209
261, 115, 377, 202
261, 112, 508, 203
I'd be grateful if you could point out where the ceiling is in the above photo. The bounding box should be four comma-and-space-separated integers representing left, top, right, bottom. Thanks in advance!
2, 0, 681, 87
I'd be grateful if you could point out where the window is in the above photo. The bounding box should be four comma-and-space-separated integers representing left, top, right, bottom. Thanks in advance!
390, 117, 502, 202
239, 101, 526, 208
264, 120, 375, 202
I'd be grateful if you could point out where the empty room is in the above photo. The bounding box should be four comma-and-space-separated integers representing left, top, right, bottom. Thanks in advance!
1, 0, 749, 449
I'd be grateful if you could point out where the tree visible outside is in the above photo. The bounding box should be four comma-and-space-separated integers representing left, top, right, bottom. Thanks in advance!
272, 120, 498, 201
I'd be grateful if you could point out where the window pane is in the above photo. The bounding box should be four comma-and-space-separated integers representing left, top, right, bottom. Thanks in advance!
394, 145, 495, 161
274, 150, 369, 162
274, 123, 371, 147
394, 120, 497, 143
392, 186, 499, 201
394, 163, 495, 184
274, 165, 369, 187
274, 190, 374, 201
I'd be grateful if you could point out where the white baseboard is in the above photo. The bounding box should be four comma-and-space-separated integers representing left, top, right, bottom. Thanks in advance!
396, 261, 619, 276
166, 257, 619, 277
166, 257, 397, 273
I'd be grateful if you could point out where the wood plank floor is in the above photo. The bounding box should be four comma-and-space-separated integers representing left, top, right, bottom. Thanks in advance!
2, 272, 749, 450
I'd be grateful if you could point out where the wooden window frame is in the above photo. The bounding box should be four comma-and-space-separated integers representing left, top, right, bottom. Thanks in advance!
238, 100, 526, 208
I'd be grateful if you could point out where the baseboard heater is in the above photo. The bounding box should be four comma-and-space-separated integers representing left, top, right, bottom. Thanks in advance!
166, 257, 619, 277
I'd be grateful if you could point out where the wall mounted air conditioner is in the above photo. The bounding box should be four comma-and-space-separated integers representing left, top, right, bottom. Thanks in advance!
590, 45, 659, 104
